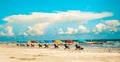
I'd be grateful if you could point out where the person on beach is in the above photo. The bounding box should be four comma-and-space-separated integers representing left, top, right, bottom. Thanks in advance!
64, 43, 70, 49
44, 44, 49, 48
54, 43, 59, 48
38, 43, 42, 48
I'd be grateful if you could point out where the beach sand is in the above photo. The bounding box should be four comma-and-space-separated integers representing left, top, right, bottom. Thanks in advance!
0, 43, 120, 62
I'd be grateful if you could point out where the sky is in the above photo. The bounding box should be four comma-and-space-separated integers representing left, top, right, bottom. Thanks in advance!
0, 0, 120, 41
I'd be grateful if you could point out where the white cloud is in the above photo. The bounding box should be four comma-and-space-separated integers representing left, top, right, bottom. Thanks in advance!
58, 25, 89, 34
65, 27, 78, 34
78, 25, 89, 33
58, 28, 64, 34
104, 20, 120, 32
0, 32, 6, 36
105, 20, 120, 26
22, 32, 27, 36
93, 20, 120, 34
58, 27, 77, 35
1, 10, 114, 36
19, 31, 28, 36
3, 10, 113, 25
93, 23, 107, 34
0, 26, 14, 36
6, 26, 14, 36
19, 22, 50, 36
27, 22, 50, 35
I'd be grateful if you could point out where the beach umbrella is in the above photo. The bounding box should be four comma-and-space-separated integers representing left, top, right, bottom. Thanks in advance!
27, 40, 31, 43
76, 40, 87, 43
22, 41, 26, 43
31, 41, 38, 43
39, 40, 46, 43
65, 40, 74, 44
26, 40, 31, 45
16, 41, 21, 43
45, 40, 53, 43
31, 41, 38, 45
54, 40, 63, 44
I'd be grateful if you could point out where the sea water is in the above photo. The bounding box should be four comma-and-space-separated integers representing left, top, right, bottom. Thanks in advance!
82, 41, 120, 48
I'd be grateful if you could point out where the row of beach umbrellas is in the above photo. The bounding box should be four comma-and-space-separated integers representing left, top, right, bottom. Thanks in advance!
24, 40, 87, 44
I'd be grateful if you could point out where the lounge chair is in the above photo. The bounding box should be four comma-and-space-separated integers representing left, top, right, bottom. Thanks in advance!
26, 44, 30, 47
75, 44, 84, 50
54, 43, 59, 48
31, 44, 34, 47
44, 44, 49, 48
64, 44, 70, 49
20, 44, 25, 47
16, 43, 19, 46
38, 44, 42, 48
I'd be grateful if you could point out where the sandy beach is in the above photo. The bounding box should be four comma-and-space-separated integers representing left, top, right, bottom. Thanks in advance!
0, 43, 120, 62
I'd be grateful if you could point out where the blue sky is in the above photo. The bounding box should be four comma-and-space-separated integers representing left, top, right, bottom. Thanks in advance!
0, 0, 120, 41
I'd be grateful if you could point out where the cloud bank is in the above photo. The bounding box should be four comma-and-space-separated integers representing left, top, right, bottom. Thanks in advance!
0, 26, 14, 36
3, 10, 113, 25
58, 25, 89, 35
26, 22, 50, 35
1, 10, 117, 36
93, 20, 120, 34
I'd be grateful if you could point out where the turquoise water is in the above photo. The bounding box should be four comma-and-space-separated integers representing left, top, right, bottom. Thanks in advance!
81, 44, 120, 48
81, 41, 120, 48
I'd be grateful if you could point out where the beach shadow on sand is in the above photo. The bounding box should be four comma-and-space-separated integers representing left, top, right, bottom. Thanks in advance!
9, 56, 36, 61
17, 58, 36, 60
9, 54, 49, 61
32, 54, 49, 57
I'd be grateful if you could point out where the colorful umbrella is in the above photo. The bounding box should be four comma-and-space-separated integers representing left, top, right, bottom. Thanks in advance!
65, 40, 74, 44
16, 41, 21, 43
54, 40, 63, 44
26, 40, 31, 45
76, 40, 87, 43
31, 41, 38, 43
39, 40, 46, 43
45, 40, 53, 43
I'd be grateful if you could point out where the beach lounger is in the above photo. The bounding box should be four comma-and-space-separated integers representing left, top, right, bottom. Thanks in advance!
20, 44, 25, 47
31, 44, 34, 47
16, 43, 19, 46
44, 44, 49, 48
64, 44, 70, 49
26, 44, 30, 47
75, 44, 84, 50
54, 43, 59, 48
38, 44, 42, 48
